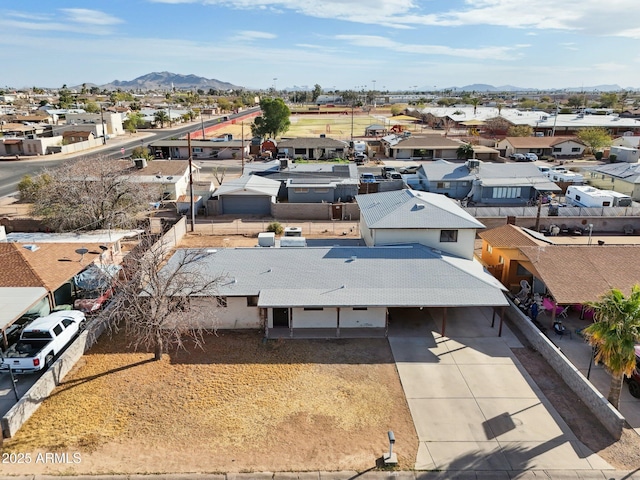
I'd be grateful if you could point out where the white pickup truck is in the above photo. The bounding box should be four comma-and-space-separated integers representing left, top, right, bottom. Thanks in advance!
1, 310, 86, 374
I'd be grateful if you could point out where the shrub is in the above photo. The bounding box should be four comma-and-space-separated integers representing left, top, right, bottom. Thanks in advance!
266, 222, 283, 234
595, 151, 603, 160
609, 154, 617, 163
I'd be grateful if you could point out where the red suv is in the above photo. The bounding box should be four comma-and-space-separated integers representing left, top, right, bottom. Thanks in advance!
625, 345, 640, 398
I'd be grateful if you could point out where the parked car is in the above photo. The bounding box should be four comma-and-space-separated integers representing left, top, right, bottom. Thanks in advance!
354, 152, 367, 165
381, 166, 398, 178
625, 345, 640, 398
510, 153, 527, 161
390, 173, 403, 180
360, 173, 376, 183
524, 153, 538, 161
1, 311, 86, 373
551, 166, 567, 174
399, 165, 420, 174
74, 288, 114, 314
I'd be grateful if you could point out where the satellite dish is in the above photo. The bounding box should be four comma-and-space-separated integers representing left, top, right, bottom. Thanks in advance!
99, 245, 109, 251
75, 248, 89, 255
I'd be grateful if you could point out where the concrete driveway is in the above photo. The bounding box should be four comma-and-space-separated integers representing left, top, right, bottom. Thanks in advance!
388, 307, 613, 472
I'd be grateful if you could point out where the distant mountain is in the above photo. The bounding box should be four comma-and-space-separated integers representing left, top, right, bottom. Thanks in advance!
100, 71, 242, 91
440, 84, 630, 93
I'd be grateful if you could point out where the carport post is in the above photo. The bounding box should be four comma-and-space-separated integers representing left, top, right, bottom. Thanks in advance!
336, 307, 340, 338
498, 306, 505, 337
491, 307, 496, 328
441, 307, 447, 337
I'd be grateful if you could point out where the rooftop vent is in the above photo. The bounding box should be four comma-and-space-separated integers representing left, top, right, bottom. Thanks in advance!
412, 203, 426, 211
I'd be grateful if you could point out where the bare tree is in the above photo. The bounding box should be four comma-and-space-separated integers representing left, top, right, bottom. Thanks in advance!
105, 234, 225, 360
27, 157, 160, 232
211, 166, 227, 185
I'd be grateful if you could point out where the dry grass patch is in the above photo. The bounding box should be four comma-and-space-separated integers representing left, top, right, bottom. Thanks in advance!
2, 331, 417, 475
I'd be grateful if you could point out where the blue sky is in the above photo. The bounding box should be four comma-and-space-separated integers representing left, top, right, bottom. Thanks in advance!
1, 0, 639, 91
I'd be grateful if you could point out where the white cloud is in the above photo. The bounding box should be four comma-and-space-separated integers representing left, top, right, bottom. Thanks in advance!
61, 8, 124, 26
335, 34, 519, 60
234, 30, 277, 41
146, 0, 640, 35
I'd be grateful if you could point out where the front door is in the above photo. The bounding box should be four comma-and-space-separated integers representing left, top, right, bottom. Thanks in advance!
273, 308, 289, 328
331, 204, 342, 220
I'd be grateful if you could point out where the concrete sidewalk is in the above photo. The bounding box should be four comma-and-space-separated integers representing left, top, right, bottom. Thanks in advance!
387, 306, 614, 474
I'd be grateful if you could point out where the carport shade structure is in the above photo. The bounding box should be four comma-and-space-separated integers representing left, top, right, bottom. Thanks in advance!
159, 243, 509, 337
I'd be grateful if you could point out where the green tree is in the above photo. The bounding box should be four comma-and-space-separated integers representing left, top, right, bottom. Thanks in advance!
470, 97, 481, 115
567, 95, 585, 108
217, 97, 232, 112
577, 127, 612, 154
508, 125, 534, 137
599, 93, 619, 109
132, 145, 153, 161
456, 143, 474, 159
390, 104, 407, 116
251, 97, 291, 140
58, 85, 74, 108
154, 110, 170, 128
312, 84, 322, 102
584, 286, 640, 409
84, 101, 100, 113
124, 112, 144, 133
518, 99, 536, 110
18, 173, 52, 202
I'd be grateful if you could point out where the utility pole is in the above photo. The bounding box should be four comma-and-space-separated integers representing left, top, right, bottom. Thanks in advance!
187, 133, 195, 232
100, 107, 107, 145
241, 121, 245, 171
200, 114, 205, 139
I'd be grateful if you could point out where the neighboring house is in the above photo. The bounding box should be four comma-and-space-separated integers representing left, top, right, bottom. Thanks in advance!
356, 189, 485, 260
150, 138, 249, 160
157, 243, 508, 338
418, 160, 560, 205
585, 163, 640, 200
609, 146, 640, 163
380, 133, 471, 160
62, 130, 95, 144
496, 136, 585, 159
212, 175, 281, 215
66, 112, 124, 138
248, 160, 360, 203
276, 137, 349, 160
612, 135, 640, 149
477, 224, 552, 291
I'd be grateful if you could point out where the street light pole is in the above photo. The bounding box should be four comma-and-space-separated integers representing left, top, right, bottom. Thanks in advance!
100, 107, 107, 145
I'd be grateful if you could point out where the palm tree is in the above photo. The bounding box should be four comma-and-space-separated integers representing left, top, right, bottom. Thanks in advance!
583, 285, 640, 409
470, 97, 480, 116
154, 110, 169, 128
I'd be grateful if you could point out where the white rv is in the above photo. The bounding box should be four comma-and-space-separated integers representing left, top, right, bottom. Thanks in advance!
566, 185, 631, 207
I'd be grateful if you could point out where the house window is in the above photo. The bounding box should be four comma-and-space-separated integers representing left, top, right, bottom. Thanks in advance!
216, 296, 228, 307
294, 148, 306, 155
436, 182, 451, 189
553, 147, 561, 152
498, 256, 504, 264
303, 307, 324, 311
192, 147, 203, 153
314, 188, 330, 193
246, 296, 259, 307
353, 307, 368, 311
440, 230, 458, 242
492, 187, 522, 199
487, 244, 493, 254
571, 147, 580, 152
293, 188, 309, 193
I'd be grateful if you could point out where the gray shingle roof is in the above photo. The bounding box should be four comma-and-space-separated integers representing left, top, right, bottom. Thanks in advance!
356, 189, 485, 230
162, 244, 508, 308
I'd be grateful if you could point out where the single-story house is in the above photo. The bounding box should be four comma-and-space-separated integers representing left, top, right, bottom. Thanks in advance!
417, 160, 560, 205
276, 137, 349, 160
380, 134, 467, 160
496, 136, 585, 159
158, 243, 508, 338
585, 163, 640, 200
356, 189, 485, 260
248, 161, 360, 203
612, 136, 640, 149
212, 175, 281, 215
149, 139, 249, 160
62, 130, 95, 144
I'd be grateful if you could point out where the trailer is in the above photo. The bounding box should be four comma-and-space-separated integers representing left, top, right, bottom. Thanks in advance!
565, 185, 631, 207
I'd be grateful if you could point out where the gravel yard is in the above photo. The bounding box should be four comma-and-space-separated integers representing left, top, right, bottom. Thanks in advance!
1, 331, 417, 475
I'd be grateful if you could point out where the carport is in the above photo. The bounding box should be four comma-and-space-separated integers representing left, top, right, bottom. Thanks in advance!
215, 175, 280, 215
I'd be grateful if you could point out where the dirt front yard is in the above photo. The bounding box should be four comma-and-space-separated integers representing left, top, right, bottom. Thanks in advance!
1, 332, 417, 475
